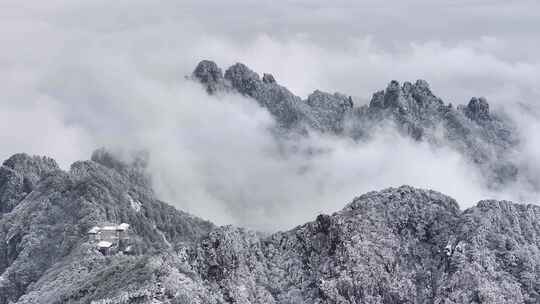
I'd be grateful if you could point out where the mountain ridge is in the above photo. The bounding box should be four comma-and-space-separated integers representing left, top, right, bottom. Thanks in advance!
0, 151, 538, 303
191, 60, 522, 191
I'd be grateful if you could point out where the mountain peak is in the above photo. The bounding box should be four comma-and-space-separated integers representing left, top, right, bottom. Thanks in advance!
1, 153, 59, 193
2, 153, 59, 174
0, 154, 60, 214
192, 60, 226, 93
370, 79, 439, 110
193, 60, 222, 81
414, 79, 431, 92
464, 96, 490, 121
223, 62, 262, 95
262, 73, 276, 84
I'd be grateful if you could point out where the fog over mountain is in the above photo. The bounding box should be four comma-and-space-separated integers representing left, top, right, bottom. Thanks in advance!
1, 2, 540, 303
1, 1, 539, 230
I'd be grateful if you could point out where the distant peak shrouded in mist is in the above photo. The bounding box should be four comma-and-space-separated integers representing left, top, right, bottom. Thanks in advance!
190, 60, 524, 189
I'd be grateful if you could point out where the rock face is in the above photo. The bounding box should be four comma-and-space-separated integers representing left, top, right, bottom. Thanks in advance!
0, 152, 538, 303
192, 60, 228, 94
463, 97, 490, 121
192, 61, 354, 132
192, 61, 520, 190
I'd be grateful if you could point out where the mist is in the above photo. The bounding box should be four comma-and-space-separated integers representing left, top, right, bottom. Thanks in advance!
1, 0, 539, 230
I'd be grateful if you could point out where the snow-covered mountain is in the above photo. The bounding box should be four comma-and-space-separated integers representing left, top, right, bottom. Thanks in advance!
0, 151, 538, 303
0, 151, 214, 303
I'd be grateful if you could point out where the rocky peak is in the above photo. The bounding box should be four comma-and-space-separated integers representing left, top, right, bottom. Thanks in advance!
262, 73, 276, 84
224, 63, 261, 96
192, 60, 226, 94
387, 79, 402, 91
402, 81, 414, 93
370, 79, 441, 111
368, 80, 404, 109
193, 61, 281, 96
192, 61, 313, 132
414, 79, 431, 93
463, 96, 490, 121
384, 80, 403, 108
306, 90, 352, 109
2, 153, 59, 177
304, 90, 354, 132
345, 185, 460, 215
1, 153, 59, 195
192, 60, 222, 83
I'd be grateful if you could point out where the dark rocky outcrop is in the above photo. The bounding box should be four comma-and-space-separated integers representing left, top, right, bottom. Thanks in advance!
462, 97, 490, 121
192, 60, 228, 94
262, 73, 276, 84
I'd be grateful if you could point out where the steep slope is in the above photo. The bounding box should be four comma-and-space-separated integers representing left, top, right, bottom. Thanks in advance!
188, 186, 539, 304
191, 186, 462, 303
3, 151, 536, 304
0, 152, 214, 304
191, 61, 520, 189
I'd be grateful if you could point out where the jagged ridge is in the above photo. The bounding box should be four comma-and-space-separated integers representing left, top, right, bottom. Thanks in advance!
192, 60, 520, 189
0, 152, 538, 303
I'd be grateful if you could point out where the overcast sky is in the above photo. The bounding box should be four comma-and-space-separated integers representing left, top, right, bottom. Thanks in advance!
1, 1, 539, 229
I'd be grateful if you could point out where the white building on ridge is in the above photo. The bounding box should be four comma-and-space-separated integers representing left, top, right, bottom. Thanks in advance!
88, 223, 130, 255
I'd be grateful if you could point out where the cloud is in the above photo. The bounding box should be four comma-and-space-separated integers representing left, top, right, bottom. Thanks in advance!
63, 75, 491, 230
0, 0, 539, 229
0, 100, 92, 168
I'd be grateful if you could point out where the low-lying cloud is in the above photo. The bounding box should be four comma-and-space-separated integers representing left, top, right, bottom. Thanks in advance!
1, 0, 539, 230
